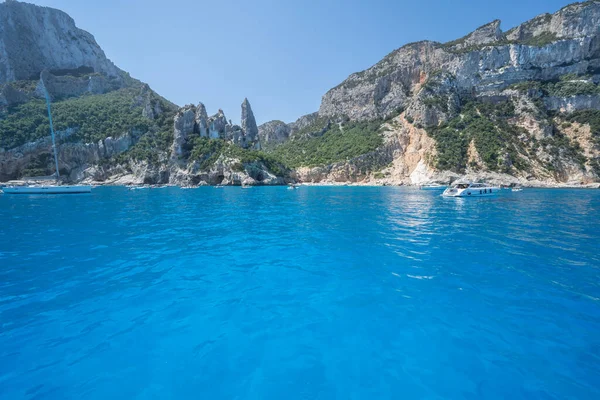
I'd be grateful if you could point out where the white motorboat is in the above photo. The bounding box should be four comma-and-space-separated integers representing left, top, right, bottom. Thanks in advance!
2, 74, 92, 195
442, 182, 500, 197
419, 184, 446, 191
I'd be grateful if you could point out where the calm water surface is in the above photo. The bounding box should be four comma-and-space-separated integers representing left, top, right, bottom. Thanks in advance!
1, 187, 599, 399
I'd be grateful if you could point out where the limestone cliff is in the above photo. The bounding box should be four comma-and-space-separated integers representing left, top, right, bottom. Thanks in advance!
0, 0, 120, 84
0, 2, 283, 186
258, 112, 319, 148
319, 2, 600, 122
263, 1, 600, 186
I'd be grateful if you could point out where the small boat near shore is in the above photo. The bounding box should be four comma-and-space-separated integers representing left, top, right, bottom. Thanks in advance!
442, 182, 499, 197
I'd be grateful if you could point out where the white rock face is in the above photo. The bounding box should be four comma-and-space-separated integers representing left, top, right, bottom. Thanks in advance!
545, 95, 600, 112
171, 106, 196, 159
241, 98, 259, 144
195, 103, 209, 137
100, 134, 135, 158
446, 20, 503, 52
208, 109, 229, 139
0, 1, 120, 84
169, 99, 261, 152
318, 2, 600, 121
258, 112, 319, 147
258, 120, 290, 146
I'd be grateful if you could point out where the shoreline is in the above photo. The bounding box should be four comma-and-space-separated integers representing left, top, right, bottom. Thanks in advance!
3, 180, 600, 190
77, 182, 600, 189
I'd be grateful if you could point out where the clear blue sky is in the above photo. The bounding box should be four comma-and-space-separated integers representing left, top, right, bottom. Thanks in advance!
29, 0, 570, 124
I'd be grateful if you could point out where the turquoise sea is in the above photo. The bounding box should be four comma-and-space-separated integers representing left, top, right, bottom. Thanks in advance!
1, 186, 600, 399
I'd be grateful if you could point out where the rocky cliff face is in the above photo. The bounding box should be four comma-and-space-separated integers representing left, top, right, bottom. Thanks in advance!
241, 98, 259, 148
319, 3, 599, 119
0, 0, 120, 84
258, 112, 319, 148
0, 2, 283, 186
319, 2, 600, 122
171, 98, 261, 160
269, 1, 600, 186
257, 120, 290, 148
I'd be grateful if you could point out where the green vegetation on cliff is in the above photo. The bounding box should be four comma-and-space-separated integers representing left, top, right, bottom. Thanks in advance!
560, 110, 600, 175
187, 137, 288, 177
268, 119, 384, 168
0, 86, 173, 149
509, 76, 600, 97
443, 31, 560, 54
564, 110, 600, 147
427, 101, 528, 172
427, 97, 595, 176
120, 127, 174, 165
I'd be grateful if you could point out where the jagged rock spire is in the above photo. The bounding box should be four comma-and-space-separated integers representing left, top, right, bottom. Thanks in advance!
241, 98, 259, 144
195, 102, 209, 137
171, 105, 196, 159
